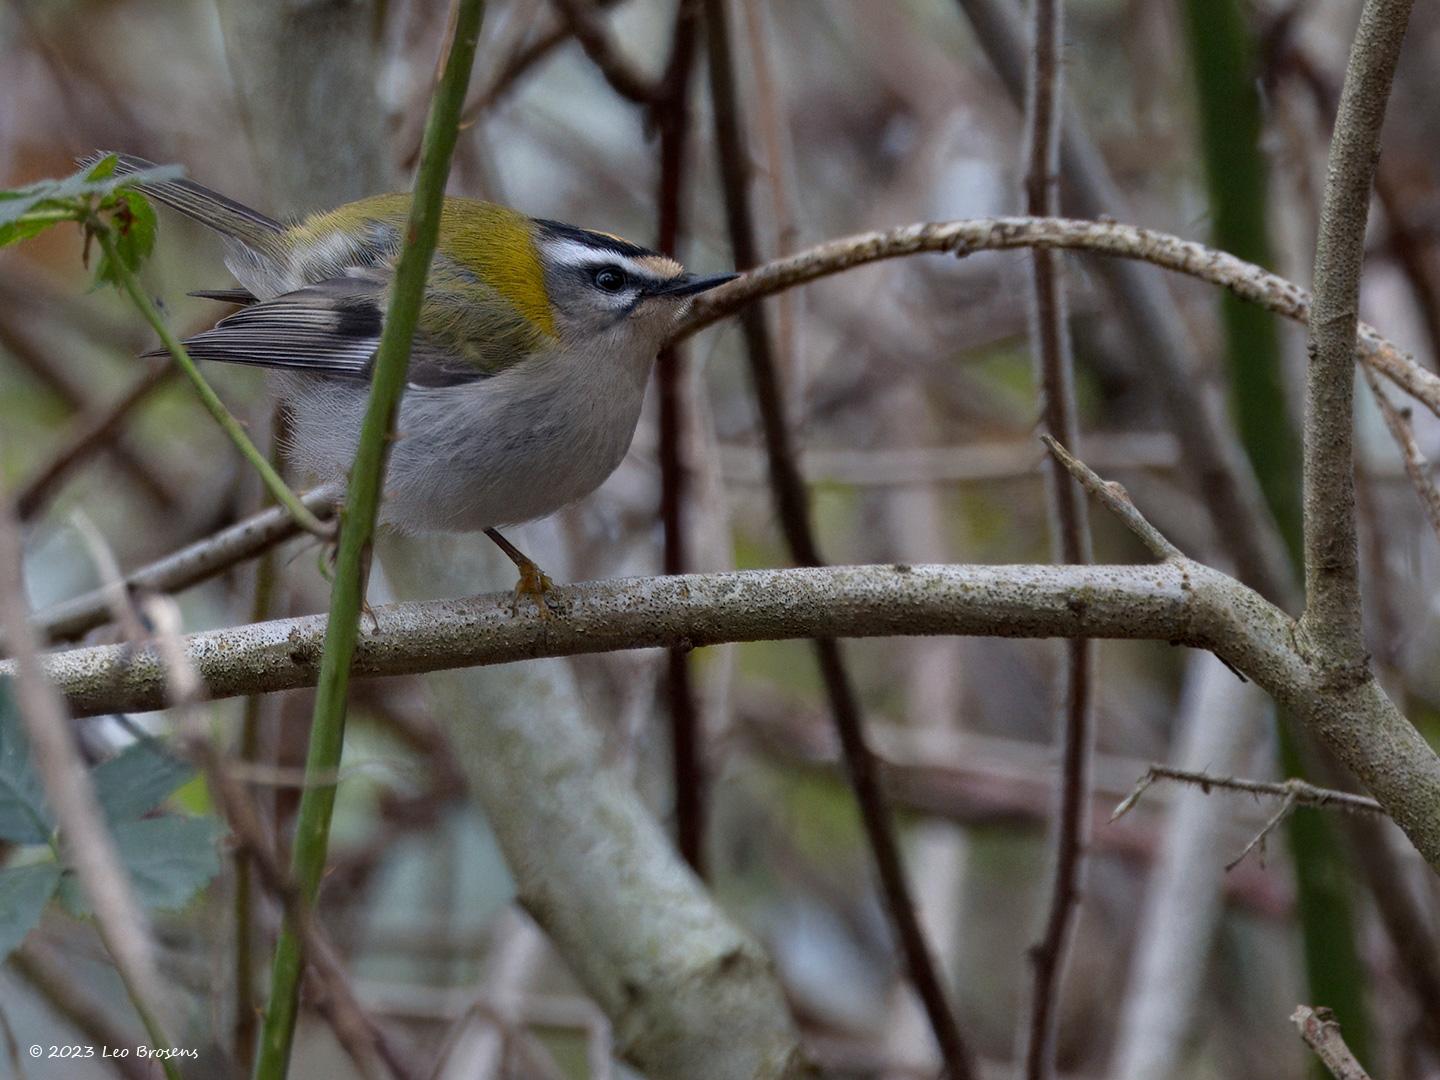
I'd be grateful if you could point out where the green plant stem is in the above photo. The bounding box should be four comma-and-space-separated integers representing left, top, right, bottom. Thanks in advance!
1181, 0, 1369, 1064
250, 2, 486, 1077
95, 228, 330, 539
234, 411, 288, 1073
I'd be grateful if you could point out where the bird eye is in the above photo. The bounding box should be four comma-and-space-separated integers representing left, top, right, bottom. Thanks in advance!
592, 266, 627, 293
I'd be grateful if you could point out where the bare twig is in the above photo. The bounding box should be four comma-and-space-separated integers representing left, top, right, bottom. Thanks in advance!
651, 0, 705, 874
1225, 792, 1298, 871
703, 1, 977, 1073
1362, 366, 1440, 546
1299, 0, 1414, 666
676, 215, 1440, 428
24, 484, 337, 646
140, 597, 415, 1080
438, 0, 625, 162
1292, 1005, 1373, 1080
1112, 765, 1385, 819
1042, 437, 1183, 561
548, 0, 657, 103
0, 495, 179, 1078
1018, 0, 1093, 1072
9, 942, 149, 1080
0, 320, 176, 517
956, 0, 1294, 605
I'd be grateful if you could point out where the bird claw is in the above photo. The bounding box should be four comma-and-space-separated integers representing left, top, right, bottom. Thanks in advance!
510, 559, 556, 620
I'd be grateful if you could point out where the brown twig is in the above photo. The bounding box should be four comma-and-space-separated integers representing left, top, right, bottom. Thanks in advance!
1042, 437, 1184, 561
431, 0, 626, 165
702, 1, 977, 1075
1361, 366, 1440, 547
675, 215, 1440, 426
0, 493, 177, 1068
548, 0, 658, 104
140, 596, 416, 1080
23, 484, 337, 646
0, 321, 176, 514
1298, 0, 1414, 666
651, 1, 705, 874
952, 0, 1295, 608
1111, 765, 1385, 820
1019, 0, 1093, 1074
9, 942, 151, 1080
1292, 1005, 1374, 1080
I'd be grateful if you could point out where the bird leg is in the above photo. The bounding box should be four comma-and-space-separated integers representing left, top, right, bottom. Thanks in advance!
484, 527, 556, 618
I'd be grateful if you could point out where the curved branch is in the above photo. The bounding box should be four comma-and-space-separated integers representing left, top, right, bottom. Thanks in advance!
676, 216, 1440, 417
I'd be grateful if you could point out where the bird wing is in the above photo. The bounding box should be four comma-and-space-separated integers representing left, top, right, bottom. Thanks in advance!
159, 277, 478, 386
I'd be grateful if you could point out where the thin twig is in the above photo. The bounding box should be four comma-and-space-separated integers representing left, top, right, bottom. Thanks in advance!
1111, 765, 1385, 820
651, 0, 704, 874
14, 359, 173, 521
1292, 1005, 1374, 1080
10, 942, 151, 1080
1361, 365, 1440, 546
961, 0, 1296, 607
141, 597, 414, 1080
1019, 0, 1092, 1072
1042, 437, 1184, 561
253, 3, 486, 1074
548, 0, 657, 103
0, 317, 176, 516
1224, 792, 1298, 871
1298, 0, 1414, 666
703, 1, 977, 1074
24, 485, 337, 646
676, 215, 1440, 426
0, 494, 180, 1080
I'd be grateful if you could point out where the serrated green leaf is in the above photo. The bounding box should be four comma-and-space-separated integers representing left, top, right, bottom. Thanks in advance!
94, 192, 158, 286
0, 158, 182, 246
0, 862, 62, 961
0, 680, 52, 845
0, 215, 68, 249
114, 816, 225, 911
92, 737, 194, 822
57, 815, 226, 915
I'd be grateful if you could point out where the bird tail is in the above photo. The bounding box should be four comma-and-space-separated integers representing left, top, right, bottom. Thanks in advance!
80, 152, 288, 259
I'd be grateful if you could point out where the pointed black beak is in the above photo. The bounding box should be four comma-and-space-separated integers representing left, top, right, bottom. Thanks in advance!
651, 272, 738, 298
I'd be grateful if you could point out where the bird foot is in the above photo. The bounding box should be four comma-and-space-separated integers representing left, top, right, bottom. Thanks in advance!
510, 559, 556, 620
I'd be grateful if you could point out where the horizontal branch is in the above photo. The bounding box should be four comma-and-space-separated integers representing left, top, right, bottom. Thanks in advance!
27, 562, 1199, 716
20, 557, 1440, 871
678, 215, 1440, 416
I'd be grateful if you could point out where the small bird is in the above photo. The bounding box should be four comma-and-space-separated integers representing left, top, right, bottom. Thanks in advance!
88, 153, 734, 610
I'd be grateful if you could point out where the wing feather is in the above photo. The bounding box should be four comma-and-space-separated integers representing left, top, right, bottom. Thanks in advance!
153, 277, 494, 387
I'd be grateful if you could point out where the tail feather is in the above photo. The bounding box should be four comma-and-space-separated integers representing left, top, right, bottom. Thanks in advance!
80, 152, 287, 258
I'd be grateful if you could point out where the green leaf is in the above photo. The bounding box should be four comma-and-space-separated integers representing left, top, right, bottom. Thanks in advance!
0, 214, 72, 250
113, 816, 225, 911
0, 862, 62, 962
0, 679, 52, 845
60, 816, 226, 914
92, 737, 194, 822
0, 157, 182, 250
93, 192, 158, 287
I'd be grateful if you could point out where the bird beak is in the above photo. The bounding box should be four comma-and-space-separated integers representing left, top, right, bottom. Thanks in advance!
651, 272, 738, 298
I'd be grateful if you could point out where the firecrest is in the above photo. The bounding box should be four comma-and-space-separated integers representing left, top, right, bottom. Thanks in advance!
87, 153, 735, 606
